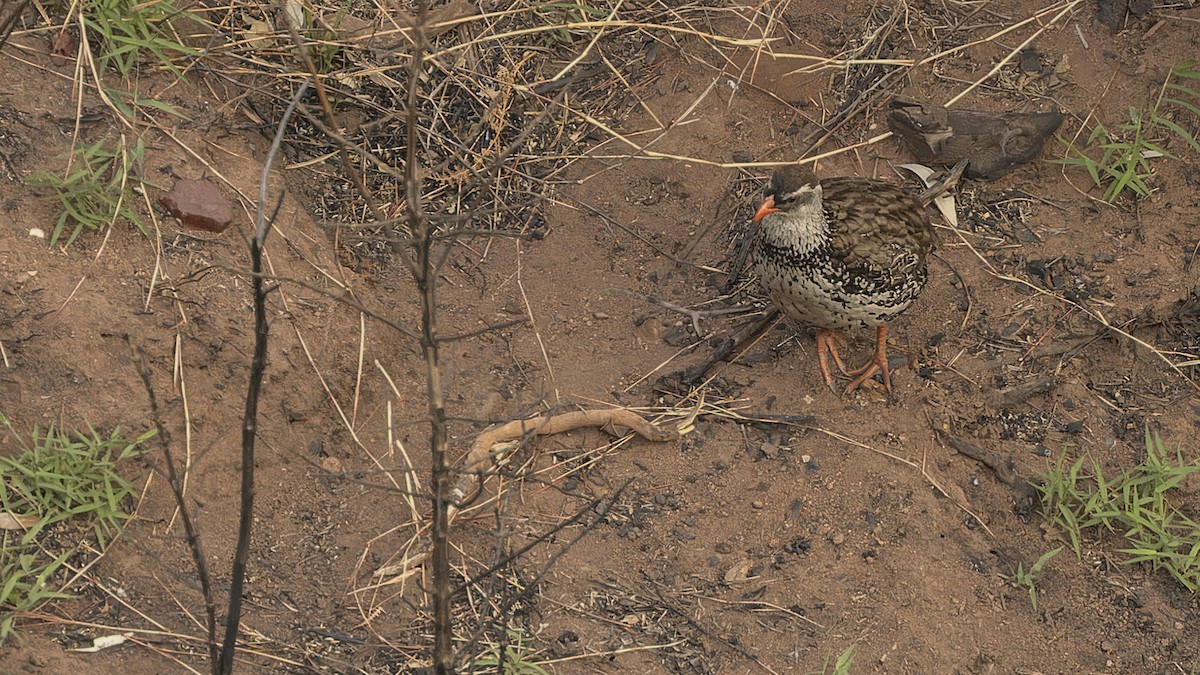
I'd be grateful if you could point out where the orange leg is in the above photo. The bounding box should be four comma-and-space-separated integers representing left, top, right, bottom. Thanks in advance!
845, 325, 892, 394
814, 328, 850, 391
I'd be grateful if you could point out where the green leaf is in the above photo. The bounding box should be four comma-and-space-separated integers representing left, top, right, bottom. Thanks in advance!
1154, 118, 1200, 153
1169, 60, 1200, 79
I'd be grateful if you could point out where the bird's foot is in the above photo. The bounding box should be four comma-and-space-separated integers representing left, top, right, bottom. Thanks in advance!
844, 325, 893, 395
815, 329, 851, 392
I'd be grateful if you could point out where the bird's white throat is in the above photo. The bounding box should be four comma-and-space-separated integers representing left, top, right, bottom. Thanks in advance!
761, 184, 828, 253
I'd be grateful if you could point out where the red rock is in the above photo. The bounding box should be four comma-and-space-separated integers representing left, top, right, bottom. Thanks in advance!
160, 179, 233, 233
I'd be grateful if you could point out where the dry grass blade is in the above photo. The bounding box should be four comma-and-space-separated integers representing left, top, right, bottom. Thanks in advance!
943, 0, 1084, 106
942, 219, 1200, 393
815, 427, 995, 537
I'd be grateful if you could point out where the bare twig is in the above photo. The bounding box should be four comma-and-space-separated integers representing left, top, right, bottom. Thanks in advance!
219, 80, 308, 675
612, 288, 757, 337
128, 341, 219, 670
0, 0, 33, 59
394, 3, 456, 671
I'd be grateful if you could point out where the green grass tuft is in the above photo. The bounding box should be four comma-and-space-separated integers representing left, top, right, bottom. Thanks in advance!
1036, 428, 1200, 592
1052, 60, 1200, 202
476, 627, 549, 674
0, 413, 153, 644
828, 644, 854, 675
526, 0, 608, 47
50, 0, 199, 79
1003, 546, 1063, 611
26, 136, 148, 248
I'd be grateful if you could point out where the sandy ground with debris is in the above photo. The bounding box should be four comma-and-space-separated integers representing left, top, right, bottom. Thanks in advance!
1, 0, 1199, 672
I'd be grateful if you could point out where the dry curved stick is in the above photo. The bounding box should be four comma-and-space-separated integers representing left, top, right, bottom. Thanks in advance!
371, 408, 682, 583
938, 430, 1038, 500
471, 407, 677, 451
452, 408, 679, 514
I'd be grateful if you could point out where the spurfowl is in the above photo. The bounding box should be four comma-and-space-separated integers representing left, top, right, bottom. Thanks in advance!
752, 166, 940, 395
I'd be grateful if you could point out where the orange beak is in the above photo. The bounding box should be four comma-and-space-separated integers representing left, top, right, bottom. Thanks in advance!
753, 195, 778, 223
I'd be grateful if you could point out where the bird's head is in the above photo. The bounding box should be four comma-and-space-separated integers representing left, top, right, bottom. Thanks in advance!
754, 165, 821, 223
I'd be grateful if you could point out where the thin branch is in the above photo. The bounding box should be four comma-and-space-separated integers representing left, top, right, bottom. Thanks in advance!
0, 0, 32, 51
128, 342, 219, 670
219, 79, 308, 675
396, 3, 455, 671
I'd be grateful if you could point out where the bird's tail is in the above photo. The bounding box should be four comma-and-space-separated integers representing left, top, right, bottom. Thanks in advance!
916, 159, 969, 207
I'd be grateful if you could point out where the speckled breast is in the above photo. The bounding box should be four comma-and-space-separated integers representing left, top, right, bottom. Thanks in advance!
753, 239, 926, 330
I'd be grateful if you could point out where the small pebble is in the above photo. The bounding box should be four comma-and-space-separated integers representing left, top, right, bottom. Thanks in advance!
724, 558, 753, 582
831, 533, 845, 546
751, 500, 764, 510
160, 178, 233, 233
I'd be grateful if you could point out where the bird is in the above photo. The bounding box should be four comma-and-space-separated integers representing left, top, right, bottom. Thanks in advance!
751, 165, 940, 395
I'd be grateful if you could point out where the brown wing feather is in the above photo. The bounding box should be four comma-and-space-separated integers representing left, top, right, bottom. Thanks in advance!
819, 177, 934, 272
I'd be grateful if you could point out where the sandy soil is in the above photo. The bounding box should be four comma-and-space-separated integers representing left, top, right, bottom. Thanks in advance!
1, 0, 1199, 673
